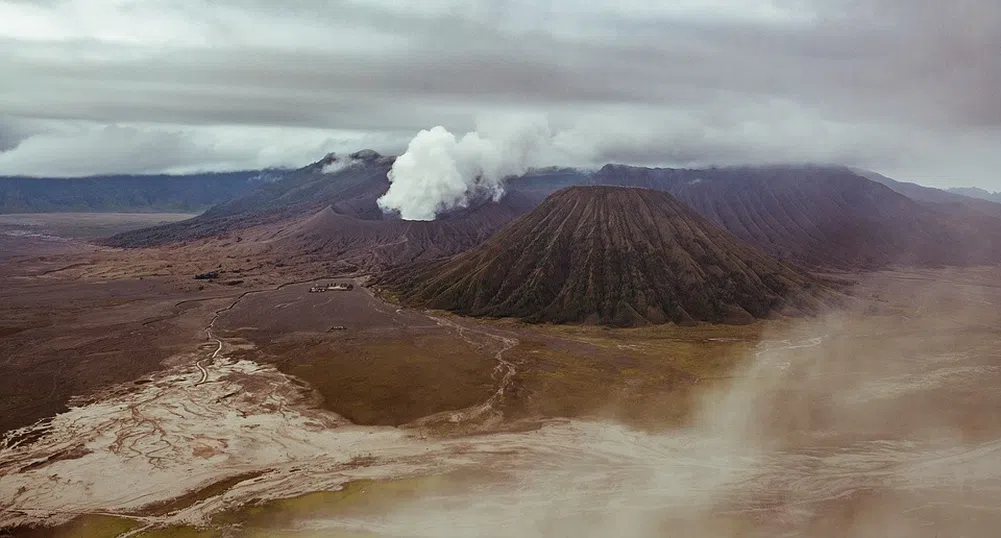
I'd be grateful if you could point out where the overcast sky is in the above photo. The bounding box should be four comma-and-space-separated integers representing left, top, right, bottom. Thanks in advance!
1, 0, 998, 188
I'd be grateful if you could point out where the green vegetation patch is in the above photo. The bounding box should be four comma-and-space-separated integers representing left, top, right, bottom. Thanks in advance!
140, 472, 266, 517
500, 321, 774, 430
212, 471, 503, 536
9, 515, 140, 538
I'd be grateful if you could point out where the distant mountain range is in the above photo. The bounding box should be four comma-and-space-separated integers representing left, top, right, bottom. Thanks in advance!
948, 187, 1001, 204
589, 165, 1001, 269
852, 169, 1001, 218
103, 153, 1001, 272
0, 170, 282, 213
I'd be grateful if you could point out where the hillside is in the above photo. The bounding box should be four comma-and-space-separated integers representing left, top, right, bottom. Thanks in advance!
853, 169, 1001, 218
105, 156, 1001, 272
103, 152, 394, 247
950, 187, 1001, 204
260, 200, 536, 274
378, 186, 841, 326
104, 153, 576, 269
589, 165, 1001, 269
0, 171, 270, 213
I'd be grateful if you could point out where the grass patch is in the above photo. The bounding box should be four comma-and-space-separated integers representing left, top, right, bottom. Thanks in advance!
127, 527, 218, 538
212, 471, 503, 535
253, 332, 497, 426
499, 321, 774, 430
7, 515, 139, 538
140, 472, 266, 516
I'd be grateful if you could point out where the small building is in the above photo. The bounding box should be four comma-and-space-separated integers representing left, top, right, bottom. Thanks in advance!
309, 282, 354, 293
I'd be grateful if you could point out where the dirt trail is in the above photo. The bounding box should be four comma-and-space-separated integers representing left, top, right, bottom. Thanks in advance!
194, 311, 230, 387
193, 332, 221, 386
190, 278, 319, 386
415, 315, 520, 426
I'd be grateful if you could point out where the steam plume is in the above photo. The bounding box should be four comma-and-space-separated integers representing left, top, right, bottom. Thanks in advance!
377, 116, 554, 221
320, 153, 356, 175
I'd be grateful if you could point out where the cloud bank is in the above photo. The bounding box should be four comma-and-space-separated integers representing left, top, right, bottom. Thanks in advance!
0, 0, 998, 187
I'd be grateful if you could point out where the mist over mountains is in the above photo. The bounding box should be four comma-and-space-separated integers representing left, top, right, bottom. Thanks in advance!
949, 187, 1001, 204
95, 151, 1001, 274
0, 170, 281, 213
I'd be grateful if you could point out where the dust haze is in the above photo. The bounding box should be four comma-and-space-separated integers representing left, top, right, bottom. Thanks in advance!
276, 271, 1001, 537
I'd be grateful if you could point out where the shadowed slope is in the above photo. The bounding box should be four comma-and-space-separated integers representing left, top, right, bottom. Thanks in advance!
591, 165, 1001, 269
105, 157, 1001, 272
102, 155, 567, 271
103, 152, 394, 247
854, 169, 1001, 219
380, 186, 841, 326
260, 201, 534, 273
0, 171, 267, 214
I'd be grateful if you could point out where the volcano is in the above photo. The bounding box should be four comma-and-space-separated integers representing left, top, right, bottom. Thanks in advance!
379, 186, 842, 326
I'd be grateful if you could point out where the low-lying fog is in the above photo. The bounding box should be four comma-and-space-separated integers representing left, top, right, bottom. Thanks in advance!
315, 348, 998, 535
284, 274, 1001, 537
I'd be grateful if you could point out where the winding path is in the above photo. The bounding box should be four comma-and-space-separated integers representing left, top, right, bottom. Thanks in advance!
194, 315, 226, 386
424, 315, 520, 424
191, 278, 318, 387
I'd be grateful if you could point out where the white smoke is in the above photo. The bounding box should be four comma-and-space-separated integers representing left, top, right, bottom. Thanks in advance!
321, 154, 360, 175
377, 104, 960, 221
377, 116, 556, 221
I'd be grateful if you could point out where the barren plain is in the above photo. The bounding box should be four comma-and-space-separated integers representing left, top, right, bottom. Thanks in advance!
1, 216, 1000, 537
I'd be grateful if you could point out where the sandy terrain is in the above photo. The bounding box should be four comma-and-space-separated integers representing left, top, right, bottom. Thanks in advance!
0, 214, 196, 261
215, 282, 433, 334
0, 213, 196, 240
2, 282, 1000, 536
1, 225, 1000, 537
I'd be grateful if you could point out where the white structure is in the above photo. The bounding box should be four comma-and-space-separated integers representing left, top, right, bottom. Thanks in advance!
309, 282, 354, 293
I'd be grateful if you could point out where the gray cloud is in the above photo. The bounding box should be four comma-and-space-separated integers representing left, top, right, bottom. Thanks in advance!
0, 0, 998, 186
0, 116, 40, 152
0, 126, 24, 153
0, 121, 411, 177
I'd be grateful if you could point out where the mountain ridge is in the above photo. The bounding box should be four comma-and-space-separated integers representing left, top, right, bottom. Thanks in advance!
377, 186, 843, 326
0, 171, 271, 213
102, 156, 1001, 272
949, 186, 1001, 204
588, 164, 1001, 269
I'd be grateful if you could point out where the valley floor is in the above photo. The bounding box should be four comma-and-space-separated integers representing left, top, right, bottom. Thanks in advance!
1, 233, 1001, 537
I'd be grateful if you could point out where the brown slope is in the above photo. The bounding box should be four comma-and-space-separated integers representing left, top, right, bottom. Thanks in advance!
262, 200, 531, 274
103, 151, 570, 250
379, 186, 842, 326
106, 156, 1001, 273
855, 169, 1001, 219
591, 165, 1001, 269
103, 151, 396, 247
